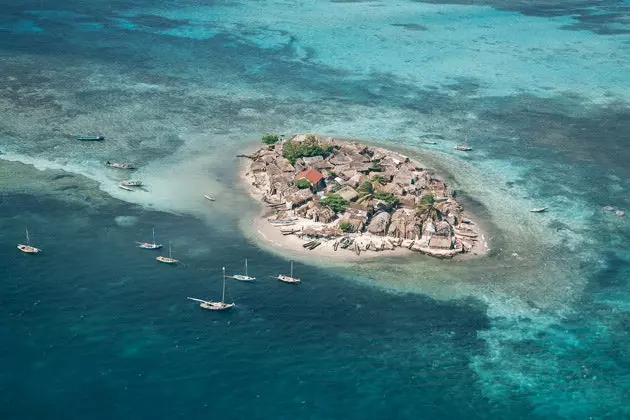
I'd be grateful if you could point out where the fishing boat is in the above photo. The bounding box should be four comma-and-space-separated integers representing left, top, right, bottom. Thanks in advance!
423, 141, 437, 145
276, 260, 300, 284
105, 161, 135, 169
121, 180, 143, 187
136, 227, 163, 249
187, 267, 235, 311
268, 217, 297, 226
75, 135, 104, 141
530, 207, 548, 213
118, 184, 133, 191
17, 227, 41, 254
156, 242, 178, 264
204, 194, 215, 201
229, 258, 255, 281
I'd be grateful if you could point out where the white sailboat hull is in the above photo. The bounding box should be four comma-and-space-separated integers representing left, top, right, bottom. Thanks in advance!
17, 244, 41, 254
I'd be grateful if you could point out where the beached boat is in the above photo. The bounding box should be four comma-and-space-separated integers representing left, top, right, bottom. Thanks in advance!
269, 217, 297, 226
75, 135, 104, 141
105, 161, 135, 169
229, 258, 255, 281
136, 227, 163, 249
276, 260, 300, 284
530, 207, 547, 213
118, 184, 133, 191
204, 194, 215, 201
156, 242, 178, 264
121, 180, 143, 187
17, 227, 41, 254
187, 267, 235, 311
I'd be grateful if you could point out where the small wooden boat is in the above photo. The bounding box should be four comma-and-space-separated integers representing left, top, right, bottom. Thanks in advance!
118, 184, 133, 191
229, 258, 255, 281
106, 161, 135, 169
156, 242, 178, 264
136, 227, 163, 249
188, 267, 234, 311
269, 218, 297, 226
17, 227, 41, 254
204, 194, 215, 201
530, 207, 547, 213
276, 261, 300, 284
121, 180, 143, 187
75, 135, 104, 141
423, 141, 437, 145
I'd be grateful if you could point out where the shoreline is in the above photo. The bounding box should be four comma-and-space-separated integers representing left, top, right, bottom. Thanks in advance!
238, 135, 490, 262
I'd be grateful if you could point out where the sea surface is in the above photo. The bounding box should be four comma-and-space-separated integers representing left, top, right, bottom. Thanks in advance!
1, 0, 629, 418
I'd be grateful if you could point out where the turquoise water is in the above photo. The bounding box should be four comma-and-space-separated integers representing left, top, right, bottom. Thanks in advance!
1, 0, 629, 418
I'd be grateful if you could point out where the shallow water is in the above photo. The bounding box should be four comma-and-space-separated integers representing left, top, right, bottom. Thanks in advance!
1, 0, 629, 418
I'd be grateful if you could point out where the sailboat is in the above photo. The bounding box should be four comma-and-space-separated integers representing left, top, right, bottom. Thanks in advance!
454, 136, 472, 151
229, 258, 255, 281
136, 227, 163, 249
276, 260, 300, 284
188, 267, 235, 311
17, 227, 41, 254
156, 242, 178, 264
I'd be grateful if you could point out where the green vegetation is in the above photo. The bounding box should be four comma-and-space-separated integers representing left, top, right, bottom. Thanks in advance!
319, 193, 348, 213
338, 221, 353, 232
261, 134, 280, 145
374, 191, 399, 205
416, 193, 440, 221
295, 178, 311, 189
370, 174, 387, 185
282, 139, 334, 165
356, 180, 375, 204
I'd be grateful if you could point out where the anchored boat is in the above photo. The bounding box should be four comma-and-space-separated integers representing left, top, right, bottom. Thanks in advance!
229, 258, 255, 281
156, 242, 178, 264
118, 184, 133, 191
121, 180, 143, 187
530, 207, 548, 213
75, 135, 104, 141
136, 227, 163, 250
276, 260, 300, 284
106, 161, 135, 169
188, 267, 235, 311
204, 194, 215, 201
17, 227, 41, 254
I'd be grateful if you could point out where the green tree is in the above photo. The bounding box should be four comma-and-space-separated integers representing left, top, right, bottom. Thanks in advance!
416, 193, 440, 222
356, 180, 375, 204
261, 133, 280, 145
374, 191, 399, 205
319, 194, 348, 213
282, 139, 334, 164
295, 178, 311, 189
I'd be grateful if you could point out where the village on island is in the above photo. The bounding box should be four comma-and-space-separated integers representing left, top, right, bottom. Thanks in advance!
241, 133, 485, 258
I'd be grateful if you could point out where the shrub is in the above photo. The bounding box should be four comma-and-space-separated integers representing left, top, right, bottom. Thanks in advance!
261, 133, 280, 145
338, 221, 353, 232
319, 193, 348, 213
418, 194, 435, 207
374, 191, 399, 205
295, 178, 311, 189
282, 139, 334, 164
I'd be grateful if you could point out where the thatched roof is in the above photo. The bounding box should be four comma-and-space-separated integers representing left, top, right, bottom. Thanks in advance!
367, 211, 390, 235
286, 188, 314, 208
306, 205, 336, 223
336, 186, 359, 202
429, 236, 452, 249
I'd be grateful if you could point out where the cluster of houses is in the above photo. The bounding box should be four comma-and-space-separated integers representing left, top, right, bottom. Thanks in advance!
244, 134, 481, 258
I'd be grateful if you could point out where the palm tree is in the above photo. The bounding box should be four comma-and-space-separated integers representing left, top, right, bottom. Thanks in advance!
416, 193, 441, 222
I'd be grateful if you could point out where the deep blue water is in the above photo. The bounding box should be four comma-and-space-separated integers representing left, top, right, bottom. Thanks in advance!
1, 0, 630, 418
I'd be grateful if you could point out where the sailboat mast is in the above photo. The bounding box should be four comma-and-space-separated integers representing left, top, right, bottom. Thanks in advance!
222, 267, 226, 303
290, 261, 293, 278
169, 241, 172, 258
245, 259, 248, 276
152, 227, 156, 245
25, 227, 30, 245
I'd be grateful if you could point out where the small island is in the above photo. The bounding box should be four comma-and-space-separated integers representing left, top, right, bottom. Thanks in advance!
241, 133, 486, 259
